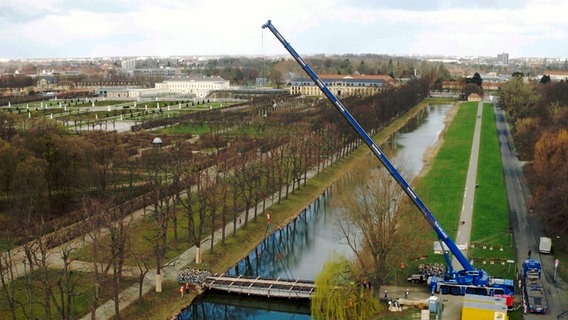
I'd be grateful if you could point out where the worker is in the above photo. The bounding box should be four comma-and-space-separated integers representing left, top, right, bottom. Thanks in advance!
384, 290, 388, 299
404, 289, 409, 299
266, 212, 271, 223
400, 262, 405, 272
179, 285, 184, 298
528, 249, 532, 258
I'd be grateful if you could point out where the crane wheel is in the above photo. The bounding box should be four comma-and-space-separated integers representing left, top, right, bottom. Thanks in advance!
451, 287, 461, 295
477, 288, 487, 295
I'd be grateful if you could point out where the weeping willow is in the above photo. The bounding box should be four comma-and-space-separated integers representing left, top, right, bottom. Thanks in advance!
311, 255, 383, 319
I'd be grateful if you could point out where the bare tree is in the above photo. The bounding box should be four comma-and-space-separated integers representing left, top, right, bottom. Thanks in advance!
165, 141, 193, 251
331, 156, 405, 293
81, 198, 106, 319
22, 218, 54, 320
51, 241, 81, 320
131, 248, 150, 305
180, 170, 212, 264
0, 247, 19, 320
104, 204, 132, 320
143, 144, 175, 292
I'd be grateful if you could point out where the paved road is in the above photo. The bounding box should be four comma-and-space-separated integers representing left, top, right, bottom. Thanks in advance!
451, 101, 483, 271
496, 107, 568, 319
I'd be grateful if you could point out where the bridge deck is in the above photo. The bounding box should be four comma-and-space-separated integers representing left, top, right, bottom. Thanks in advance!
203, 275, 315, 299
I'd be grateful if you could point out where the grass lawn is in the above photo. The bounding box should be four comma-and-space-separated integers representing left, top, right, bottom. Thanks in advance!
158, 122, 212, 135
414, 102, 476, 235
469, 103, 515, 279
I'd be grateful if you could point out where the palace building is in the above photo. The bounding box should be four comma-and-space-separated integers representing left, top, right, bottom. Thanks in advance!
289, 74, 396, 97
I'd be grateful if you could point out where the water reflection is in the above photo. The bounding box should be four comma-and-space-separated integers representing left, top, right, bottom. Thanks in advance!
393, 105, 451, 178
180, 104, 452, 319
227, 191, 353, 280
179, 292, 310, 320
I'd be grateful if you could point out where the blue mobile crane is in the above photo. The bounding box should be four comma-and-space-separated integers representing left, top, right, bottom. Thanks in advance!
262, 20, 515, 303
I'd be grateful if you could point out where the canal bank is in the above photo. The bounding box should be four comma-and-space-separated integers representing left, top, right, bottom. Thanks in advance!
117, 98, 458, 320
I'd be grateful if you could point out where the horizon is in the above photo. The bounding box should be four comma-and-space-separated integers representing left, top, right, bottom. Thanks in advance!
1, 52, 566, 63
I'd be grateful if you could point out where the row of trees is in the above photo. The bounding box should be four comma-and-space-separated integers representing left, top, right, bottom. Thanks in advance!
499, 78, 568, 235
0, 76, 430, 318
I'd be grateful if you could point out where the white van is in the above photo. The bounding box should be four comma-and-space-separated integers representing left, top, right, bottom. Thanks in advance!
539, 237, 552, 254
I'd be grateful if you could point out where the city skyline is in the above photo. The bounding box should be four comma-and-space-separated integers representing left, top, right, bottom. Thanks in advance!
1, 0, 567, 60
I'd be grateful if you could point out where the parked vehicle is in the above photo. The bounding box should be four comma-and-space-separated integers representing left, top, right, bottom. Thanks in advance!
539, 237, 552, 254
522, 258, 548, 314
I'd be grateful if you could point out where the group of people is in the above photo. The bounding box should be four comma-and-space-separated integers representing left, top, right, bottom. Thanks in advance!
179, 283, 191, 298
176, 268, 210, 285
360, 277, 373, 290
416, 263, 446, 277
383, 289, 410, 300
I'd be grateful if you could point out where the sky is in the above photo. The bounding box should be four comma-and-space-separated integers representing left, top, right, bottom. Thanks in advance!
1, 0, 567, 60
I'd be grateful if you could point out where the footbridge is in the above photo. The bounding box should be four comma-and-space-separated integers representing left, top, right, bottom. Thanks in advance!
202, 274, 315, 299
178, 204, 325, 301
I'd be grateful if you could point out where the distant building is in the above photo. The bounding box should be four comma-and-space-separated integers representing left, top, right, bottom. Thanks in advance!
133, 68, 182, 78
95, 76, 230, 99
290, 74, 395, 97
96, 87, 133, 99
36, 76, 57, 91
467, 93, 482, 101
121, 59, 136, 72
155, 76, 230, 98
497, 53, 509, 65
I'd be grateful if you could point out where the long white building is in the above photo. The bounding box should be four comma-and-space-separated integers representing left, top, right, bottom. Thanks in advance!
97, 75, 231, 99
290, 74, 395, 97
155, 76, 230, 98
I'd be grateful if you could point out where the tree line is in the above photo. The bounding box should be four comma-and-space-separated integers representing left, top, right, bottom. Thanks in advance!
498, 77, 568, 236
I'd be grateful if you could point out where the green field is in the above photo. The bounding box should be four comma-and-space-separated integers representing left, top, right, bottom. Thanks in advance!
415, 102, 475, 235
469, 103, 515, 278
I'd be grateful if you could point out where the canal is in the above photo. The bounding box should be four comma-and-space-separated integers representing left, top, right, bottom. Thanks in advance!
178, 104, 453, 319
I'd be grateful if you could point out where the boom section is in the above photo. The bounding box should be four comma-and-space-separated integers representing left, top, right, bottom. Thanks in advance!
262, 19, 474, 271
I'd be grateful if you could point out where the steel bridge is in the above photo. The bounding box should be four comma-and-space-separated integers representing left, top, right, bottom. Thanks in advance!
202, 274, 315, 299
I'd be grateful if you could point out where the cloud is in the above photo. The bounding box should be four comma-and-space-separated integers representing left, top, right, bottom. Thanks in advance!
0, 0, 567, 58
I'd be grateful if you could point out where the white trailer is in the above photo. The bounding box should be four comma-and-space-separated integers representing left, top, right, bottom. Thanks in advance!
539, 237, 552, 254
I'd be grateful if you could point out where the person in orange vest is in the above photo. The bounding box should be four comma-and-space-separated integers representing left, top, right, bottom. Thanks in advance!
400, 262, 405, 272
179, 285, 184, 298
266, 212, 271, 223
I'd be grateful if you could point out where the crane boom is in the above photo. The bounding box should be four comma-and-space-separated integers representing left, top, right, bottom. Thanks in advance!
262, 19, 474, 272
